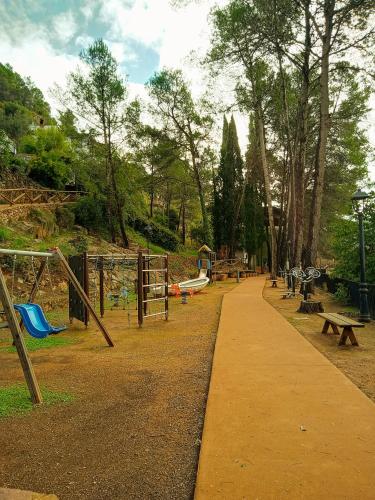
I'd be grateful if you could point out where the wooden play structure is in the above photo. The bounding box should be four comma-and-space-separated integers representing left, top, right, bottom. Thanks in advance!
0, 247, 114, 405
197, 245, 216, 283
69, 250, 169, 327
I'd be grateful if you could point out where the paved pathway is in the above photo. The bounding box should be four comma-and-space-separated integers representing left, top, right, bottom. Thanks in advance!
195, 277, 375, 499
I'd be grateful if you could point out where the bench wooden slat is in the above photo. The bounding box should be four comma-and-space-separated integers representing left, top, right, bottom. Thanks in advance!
317, 312, 364, 328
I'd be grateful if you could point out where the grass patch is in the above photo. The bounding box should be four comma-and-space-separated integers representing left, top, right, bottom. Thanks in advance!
0, 385, 74, 418
0, 226, 12, 242
0, 334, 77, 352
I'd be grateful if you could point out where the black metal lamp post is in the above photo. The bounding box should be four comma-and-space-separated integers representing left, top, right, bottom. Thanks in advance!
351, 189, 371, 323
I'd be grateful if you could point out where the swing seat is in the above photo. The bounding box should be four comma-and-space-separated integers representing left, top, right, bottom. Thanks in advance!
14, 303, 67, 339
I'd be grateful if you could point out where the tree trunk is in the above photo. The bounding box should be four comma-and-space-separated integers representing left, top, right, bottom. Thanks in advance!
182, 201, 186, 245
110, 163, 129, 248
150, 164, 154, 218
306, 0, 334, 266
177, 199, 183, 233
275, 47, 294, 269
191, 154, 212, 247
294, 0, 312, 268
256, 113, 277, 278
107, 128, 129, 248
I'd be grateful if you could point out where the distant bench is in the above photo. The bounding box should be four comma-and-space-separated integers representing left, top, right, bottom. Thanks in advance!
317, 312, 364, 346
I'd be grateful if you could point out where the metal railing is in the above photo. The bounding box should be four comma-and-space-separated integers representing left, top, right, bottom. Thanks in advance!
315, 273, 375, 320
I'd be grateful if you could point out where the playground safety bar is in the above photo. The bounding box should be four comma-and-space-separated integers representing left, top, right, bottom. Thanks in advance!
142, 282, 166, 288
87, 254, 138, 259
144, 311, 167, 319
142, 269, 167, 272
0, 248, 55, 258
142, 297, 167, 303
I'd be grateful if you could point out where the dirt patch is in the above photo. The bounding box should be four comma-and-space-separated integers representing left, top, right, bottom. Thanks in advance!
264, 281, 375, 402
0, 281, 237, 500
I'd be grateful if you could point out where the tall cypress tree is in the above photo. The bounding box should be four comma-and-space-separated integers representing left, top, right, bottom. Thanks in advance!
243, 116, 265, 268
213, 115, 228, 251
213, 115, 244, 257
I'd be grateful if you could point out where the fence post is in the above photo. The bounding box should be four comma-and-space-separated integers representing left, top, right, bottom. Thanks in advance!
99, 256, 104, 318
165, 254, 169, 320
137, 250, 143, 327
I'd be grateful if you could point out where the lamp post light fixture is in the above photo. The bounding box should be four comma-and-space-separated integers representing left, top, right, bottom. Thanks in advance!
351, 189, 371, 323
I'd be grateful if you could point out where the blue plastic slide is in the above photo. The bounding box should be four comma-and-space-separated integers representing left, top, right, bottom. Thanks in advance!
14, 303, 67, 339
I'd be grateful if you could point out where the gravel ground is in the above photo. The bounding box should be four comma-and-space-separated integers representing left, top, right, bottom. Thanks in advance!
0, 281, 237, 500
264, 282, 375, 403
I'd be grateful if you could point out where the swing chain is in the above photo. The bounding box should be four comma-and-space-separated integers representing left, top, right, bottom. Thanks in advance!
11, 254, 17, 301
45, 257, 58, 308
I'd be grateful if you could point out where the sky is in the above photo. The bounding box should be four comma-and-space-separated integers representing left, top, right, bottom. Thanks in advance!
0, 0, 374, 181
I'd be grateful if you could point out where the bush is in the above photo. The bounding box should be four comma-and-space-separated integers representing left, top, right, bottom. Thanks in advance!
130, 216, 180, 251
334, 283, 349, 304
29, 208, 57, 236
68, 235, 88, 254
55, 206, 75, 229
74, 196, 107, 233
28, 157, 69, 189
190, 225, 206, 245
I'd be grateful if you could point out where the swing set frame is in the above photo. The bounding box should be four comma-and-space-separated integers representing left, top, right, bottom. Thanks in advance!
0, 247, 114, 405
84, 250, 169, 326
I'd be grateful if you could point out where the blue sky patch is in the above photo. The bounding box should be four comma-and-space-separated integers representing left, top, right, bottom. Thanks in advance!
0, 0, 159, 84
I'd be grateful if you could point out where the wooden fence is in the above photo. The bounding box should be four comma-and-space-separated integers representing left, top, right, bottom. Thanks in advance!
0, 188, 86, 207
212, 258, 246, 272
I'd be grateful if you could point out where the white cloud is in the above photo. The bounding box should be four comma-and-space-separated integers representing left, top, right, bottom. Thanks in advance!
75, 34, 95, 49
99, 0, 170, 47
106, 40, 138, 64
80, 0, 97, 20
0, 33, 79, 115
52, 10, 78, 43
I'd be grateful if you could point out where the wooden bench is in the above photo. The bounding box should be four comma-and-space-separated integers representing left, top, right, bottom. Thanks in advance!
317, 312, 364, 346
270, 279, 278, 288
281, 290, 298, 299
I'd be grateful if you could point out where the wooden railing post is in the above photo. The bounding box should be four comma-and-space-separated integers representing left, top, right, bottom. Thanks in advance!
137, 250, 143, 327
165, 254, 169, 321
54, 248, 114, 347
0, 268, 42, 404
99, 256, 104, 318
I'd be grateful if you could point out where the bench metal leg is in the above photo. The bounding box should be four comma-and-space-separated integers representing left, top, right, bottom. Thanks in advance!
338, 326, 359, 347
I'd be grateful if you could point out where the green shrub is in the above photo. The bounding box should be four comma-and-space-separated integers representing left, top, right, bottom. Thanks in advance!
55, 206, 75, 229
29, 207, 55, 225
130, 216, 180, 251
74, 196, 107, 232
334, 283, 349, 304
29, 208, 57, 236
68, 235, 88, 254
190, 225, 206, 245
